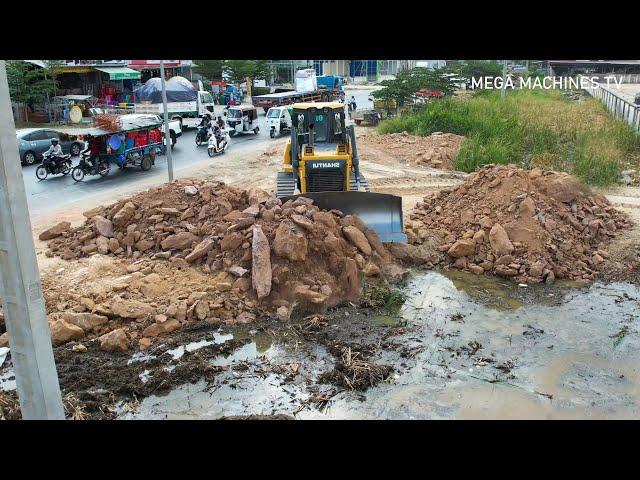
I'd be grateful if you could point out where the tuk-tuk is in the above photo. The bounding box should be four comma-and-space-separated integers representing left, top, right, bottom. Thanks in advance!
353, 109, 382, 126
225, 104, 260, 136
266, 105, 292, 138
72, 116, 164, 182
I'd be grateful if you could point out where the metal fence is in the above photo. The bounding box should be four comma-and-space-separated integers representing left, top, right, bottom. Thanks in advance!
582, 79, 640, 134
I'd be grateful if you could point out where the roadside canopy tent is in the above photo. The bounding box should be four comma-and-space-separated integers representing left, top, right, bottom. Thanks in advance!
133, 77, 197, 104
94, 66, 141, 80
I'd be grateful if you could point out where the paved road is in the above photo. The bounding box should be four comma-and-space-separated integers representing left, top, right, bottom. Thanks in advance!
22, 87, 377, 220
23, 115, 273, 219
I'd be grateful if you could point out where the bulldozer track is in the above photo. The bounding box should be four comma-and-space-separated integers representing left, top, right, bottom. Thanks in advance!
276, 172, 296, 198
349, 174, 371, 192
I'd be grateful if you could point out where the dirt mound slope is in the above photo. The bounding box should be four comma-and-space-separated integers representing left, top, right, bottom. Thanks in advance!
359, 131, 464, 170
41, 179, 407, 349
404, 164, 633, 283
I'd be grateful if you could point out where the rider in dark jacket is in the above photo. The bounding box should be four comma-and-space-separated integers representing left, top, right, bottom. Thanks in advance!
198, 115, 212, 128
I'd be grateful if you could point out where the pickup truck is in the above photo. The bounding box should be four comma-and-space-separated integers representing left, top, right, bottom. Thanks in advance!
120, 114, 182, 147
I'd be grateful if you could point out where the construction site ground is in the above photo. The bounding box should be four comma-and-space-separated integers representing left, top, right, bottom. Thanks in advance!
2, 122, 640, 420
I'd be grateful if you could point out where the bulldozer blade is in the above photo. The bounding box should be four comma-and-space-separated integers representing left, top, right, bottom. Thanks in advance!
280, 191, 407, 243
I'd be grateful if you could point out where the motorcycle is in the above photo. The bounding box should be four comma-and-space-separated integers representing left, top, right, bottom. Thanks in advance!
195, 125, 210, 146
71, 151, 111, 182
36, 152, 72, 180
207, 128, 230, 157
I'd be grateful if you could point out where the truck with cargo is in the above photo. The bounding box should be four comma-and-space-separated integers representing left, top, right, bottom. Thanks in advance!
316, 75, 345, 95
252, 68, 341, 113
133, 77, 215, 130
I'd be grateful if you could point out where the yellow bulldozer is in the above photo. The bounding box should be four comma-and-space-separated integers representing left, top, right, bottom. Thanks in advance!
275, 102, 407, 243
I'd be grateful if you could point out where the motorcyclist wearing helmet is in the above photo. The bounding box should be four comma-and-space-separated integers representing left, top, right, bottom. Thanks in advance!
198, 114, 212, 129
43, 138, 64, 169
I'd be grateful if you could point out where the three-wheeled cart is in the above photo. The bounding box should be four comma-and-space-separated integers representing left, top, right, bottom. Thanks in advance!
72, 116, 165, 182
353, 109, 382, 126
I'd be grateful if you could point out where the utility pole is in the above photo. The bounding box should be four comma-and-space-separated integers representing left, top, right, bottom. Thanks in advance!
0, 60, 65, 419
501, 59, 508, 99
160, 60, 174, 183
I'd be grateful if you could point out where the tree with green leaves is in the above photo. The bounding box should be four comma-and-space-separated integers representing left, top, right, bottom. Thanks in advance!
222, 60, 272, 87
251, 60, 272, 85
6, 60, 58, 122
372, 67, 457, 111
447, 60, 503, 81
193, 60, 223, 82
222, 60, 255, 85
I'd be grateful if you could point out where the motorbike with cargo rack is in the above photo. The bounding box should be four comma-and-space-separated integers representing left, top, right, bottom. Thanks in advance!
72, 118, 165, 182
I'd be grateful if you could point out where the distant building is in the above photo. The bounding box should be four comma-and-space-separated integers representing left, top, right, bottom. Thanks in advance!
415, 60, 447, 69
547, 60, 640, 76
309, 60, 418, 83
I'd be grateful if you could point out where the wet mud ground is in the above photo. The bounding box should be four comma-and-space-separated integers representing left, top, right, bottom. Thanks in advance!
2, 270, 639, 419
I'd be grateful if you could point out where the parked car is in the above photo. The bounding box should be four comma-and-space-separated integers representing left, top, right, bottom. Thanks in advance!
17, 128, 85, 165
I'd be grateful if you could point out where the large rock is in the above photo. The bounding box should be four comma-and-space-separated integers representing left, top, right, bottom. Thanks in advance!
248, 187, 271, 206
312, 211, 338, 229
185, 238, 215, 262
220, 231, 244, 251
0, 332, 8, 348
142, 319, 181, 338
194, 301, 210, 321
112, 202, 136, 228
291, 214, 315, 231
273, 221, 308, 261
489, 223, 514, 256
99, 329, 130, 352
519, 197, 536, 217
387, 243, 439, 266
62, 312, 108, 333
96, 236, 110, 254
111, 299, 155, 319
533, 173, 582, 204
161, 232, 198, 250
294, 284, 328, 305
251, 225, 272, 299
39, 221, 70, 241
135, 238, 155, 252
49, 320, 84, 346
363, 228, 387, 257
228, 266, 248, 277
344, 257, 361, 300
83, 206, 104, 219
93, 216, 114, 238
342, 226, 372, 255
447, 239, 476, 258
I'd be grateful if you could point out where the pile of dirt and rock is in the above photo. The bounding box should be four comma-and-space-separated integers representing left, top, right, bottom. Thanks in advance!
359, 131, 464, 169
402, 164, 633, 283
40, 179, 407, 350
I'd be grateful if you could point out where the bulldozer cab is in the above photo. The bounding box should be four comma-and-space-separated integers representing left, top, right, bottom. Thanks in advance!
291, 103, 347, 148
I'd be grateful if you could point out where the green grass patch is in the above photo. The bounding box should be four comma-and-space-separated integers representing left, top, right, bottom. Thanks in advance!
377, 89, 640, 186
362, 284, 407, 313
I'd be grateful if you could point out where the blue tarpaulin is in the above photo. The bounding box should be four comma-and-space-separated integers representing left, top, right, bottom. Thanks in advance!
134, 77, 197, 104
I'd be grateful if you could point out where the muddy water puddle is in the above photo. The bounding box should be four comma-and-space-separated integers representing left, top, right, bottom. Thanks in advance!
120, 270, 640, 419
